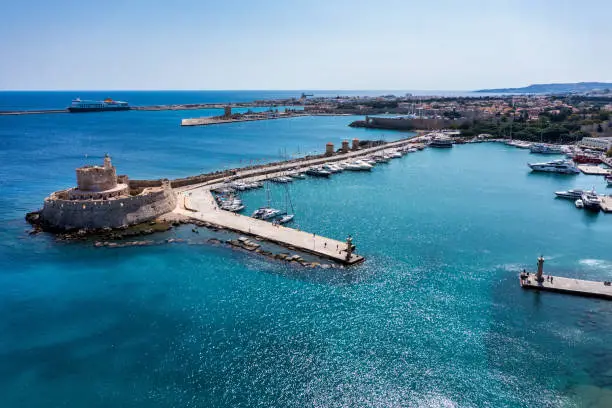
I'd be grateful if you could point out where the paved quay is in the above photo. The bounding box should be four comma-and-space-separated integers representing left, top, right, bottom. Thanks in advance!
176, 190, 363, 265
578, 164, 611, 175
520, 274, 612, 300
599, 196, 612, 213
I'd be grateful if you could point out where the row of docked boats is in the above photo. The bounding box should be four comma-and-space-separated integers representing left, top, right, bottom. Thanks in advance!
213, 143, 425, 223
554, 188, 603, 211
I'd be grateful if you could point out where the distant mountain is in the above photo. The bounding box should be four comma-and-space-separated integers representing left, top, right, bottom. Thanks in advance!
475, 82, 612, 94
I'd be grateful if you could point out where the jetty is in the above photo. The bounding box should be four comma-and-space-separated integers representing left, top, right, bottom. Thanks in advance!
520, 257, 612, 300
181, 110, 308, 127
170, 136, 425, 264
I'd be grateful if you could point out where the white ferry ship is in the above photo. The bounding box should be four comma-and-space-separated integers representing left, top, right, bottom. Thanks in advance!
68, 98, 130, 112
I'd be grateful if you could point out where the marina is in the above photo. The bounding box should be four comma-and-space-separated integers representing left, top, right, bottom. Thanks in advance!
169, 137, 427, 264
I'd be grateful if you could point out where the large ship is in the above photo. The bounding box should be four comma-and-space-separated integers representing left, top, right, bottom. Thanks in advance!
527, 159, 580, 174
68, 98, 130, 112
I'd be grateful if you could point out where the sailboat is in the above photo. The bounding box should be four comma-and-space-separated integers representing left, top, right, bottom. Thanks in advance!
278, 185, 295, 224
252, 182, 283, 219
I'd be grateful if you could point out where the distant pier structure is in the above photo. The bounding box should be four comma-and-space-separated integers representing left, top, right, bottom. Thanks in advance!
520, 256, 612, 300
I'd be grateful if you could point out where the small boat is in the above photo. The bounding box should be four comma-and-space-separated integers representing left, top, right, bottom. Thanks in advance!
290, 172, 306, 179
581, 190, 601, 212
322, 163, 342, 173
575, 199, 584, 208
429, 136, 453, 148
305, 167, 331, 177
278, 214, 294, 224
606, 174, 612, 187
387, 150, 402, 158
260, 208, 283, 219
271, 176, 293, 183
372, 155, 390, 163
344, 160, 372, 171
554, 189, 586, 199
528, 159, 580, 174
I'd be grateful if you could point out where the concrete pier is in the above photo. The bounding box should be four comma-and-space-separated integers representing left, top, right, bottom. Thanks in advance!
577, 164, 611, 175
520, 274, 612, 300
181, 111, 307, 127
599, 196, 612, 213
177, 190, 363, 265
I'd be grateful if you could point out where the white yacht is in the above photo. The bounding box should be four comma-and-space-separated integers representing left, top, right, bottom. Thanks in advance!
345, 160, 373, 171
554, 189, 587, 199
528, 160, 580, 174
580, 190, 601, 212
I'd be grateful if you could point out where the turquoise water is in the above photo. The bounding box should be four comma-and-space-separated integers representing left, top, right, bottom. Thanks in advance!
1, 93, 612, 407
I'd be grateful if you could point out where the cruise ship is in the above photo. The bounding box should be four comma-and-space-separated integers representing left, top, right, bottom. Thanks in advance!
68, 98, 130, 112
527, 159, 580, 174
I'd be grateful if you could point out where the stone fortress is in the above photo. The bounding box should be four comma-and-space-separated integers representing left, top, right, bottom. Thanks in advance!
39, 155, 176, 231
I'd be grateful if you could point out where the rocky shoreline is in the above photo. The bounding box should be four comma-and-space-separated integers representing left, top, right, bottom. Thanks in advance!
26, 212, 342, 269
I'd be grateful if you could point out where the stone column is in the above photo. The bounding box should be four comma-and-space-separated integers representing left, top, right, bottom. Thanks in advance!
536, 256, 545, 282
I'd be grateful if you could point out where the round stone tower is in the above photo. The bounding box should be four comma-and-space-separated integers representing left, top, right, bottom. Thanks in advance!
352, 138, 360, 151
341, 140, 349, 153
325, 142, 334, 156
76, 154, 118, 192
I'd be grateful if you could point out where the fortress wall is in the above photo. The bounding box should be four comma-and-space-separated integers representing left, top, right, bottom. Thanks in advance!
128, 179, 163, 189
170, 171, 234, 188
40, 185, 176, 230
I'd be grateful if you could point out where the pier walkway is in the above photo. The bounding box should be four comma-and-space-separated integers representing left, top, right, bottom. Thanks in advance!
520, 274, 612, 300
578, 164, 611, 175
175, 189, 363, 265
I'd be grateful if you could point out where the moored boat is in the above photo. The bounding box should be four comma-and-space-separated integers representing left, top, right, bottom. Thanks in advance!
305, 167, 331, 177
530, 143, 564, 154
429, 136, 453, 148
528, 159, 580, 174
554, 189, 587, 199
581, 190, 601, 212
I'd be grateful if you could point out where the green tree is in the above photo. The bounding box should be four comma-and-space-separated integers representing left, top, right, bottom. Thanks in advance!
607, 147, 612, 157
597, 123, 604, 132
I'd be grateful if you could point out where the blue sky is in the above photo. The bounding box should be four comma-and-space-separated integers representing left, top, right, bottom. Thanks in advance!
1, 0, 610, 90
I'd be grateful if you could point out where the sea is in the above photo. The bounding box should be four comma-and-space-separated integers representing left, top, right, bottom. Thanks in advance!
0, 91, 611, 407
